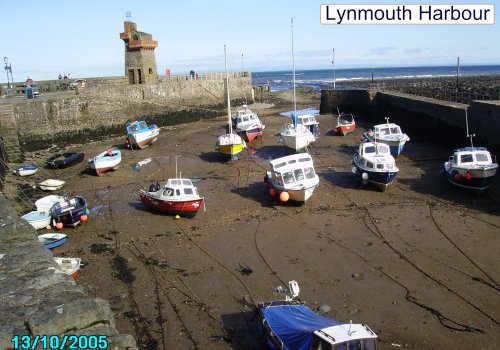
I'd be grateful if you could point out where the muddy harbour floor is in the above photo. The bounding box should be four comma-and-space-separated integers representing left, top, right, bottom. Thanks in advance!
6, 100, 500, 350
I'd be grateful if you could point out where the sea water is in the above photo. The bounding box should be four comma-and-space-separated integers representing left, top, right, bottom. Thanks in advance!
252, 64, 500, 91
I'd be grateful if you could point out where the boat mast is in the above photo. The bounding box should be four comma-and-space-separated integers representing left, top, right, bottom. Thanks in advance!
291, 18, 297, 126
465, 108, 475, 148
224, 45, 232, 134
241, 53, 247, 105
332, 48, 336, 90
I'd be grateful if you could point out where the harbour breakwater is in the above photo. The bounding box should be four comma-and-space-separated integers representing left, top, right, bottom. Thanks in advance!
0, 194, 138, 349
1, 72, 252, 159
320, 89, 500, 154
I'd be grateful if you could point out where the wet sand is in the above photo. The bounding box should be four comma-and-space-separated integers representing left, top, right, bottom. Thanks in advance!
6, 91, 500, 350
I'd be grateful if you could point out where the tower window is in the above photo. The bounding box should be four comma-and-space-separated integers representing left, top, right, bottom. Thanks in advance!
149, 68, 153, 74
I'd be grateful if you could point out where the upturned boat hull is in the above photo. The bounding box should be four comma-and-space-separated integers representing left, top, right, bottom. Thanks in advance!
139, 190, 204, 218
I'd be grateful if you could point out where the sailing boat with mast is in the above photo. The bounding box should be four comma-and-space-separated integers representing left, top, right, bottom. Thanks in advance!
443, 108, 498, 193
215, 45, 247, 158
278, 18, 315, 152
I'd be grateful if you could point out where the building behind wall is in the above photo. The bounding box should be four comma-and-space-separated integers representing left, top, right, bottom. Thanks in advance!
120, 21, 158, 84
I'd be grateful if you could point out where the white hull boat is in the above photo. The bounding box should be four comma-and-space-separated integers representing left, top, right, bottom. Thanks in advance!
38, 179, 66, 191
21, 210, 51, 230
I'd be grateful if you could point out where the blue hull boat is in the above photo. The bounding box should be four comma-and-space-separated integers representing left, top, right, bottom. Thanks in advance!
51, 196, 88, 228
46, 152, 85, 169
38, 233, 67, 249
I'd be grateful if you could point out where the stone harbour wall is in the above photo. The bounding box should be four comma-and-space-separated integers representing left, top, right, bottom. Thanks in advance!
0, 195, 137, 349
320, 89, 500, 154
9, 74, 252, 152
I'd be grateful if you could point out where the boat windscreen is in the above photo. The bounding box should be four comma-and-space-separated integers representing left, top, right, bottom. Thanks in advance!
294, 169, 305, 181
390, 126, 401, 134
461, 154, 473, 163
475, 153, 489, 162
299, 157, 311, 162
377, 145, 389, 154
304, 167, 315, 179
365, 146, 376, 154
283, 172, 294, 184
139, 121, 147, 129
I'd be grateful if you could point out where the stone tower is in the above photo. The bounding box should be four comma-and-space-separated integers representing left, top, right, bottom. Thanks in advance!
120, 21, 158, 84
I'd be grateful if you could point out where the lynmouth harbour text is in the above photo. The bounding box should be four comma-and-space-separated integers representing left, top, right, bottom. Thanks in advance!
320, 4, 495, 25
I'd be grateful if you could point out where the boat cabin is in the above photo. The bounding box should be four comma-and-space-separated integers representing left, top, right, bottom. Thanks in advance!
235, 111, 260, 126
357, 142, 396, 171
312, 324, 378, 350
268, 154, 317, 188
127, 121, 148, 134
156, 179, 200, 199
450, 147, 495, 167
373, 123, 405, 140
297, 114, 319, 134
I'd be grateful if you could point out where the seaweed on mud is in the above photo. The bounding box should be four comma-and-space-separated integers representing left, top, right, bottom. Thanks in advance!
112, 255, 136, 284
90, 243, 114, 254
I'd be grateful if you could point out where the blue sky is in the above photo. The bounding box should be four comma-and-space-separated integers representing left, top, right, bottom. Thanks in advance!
2, 0, 498, 81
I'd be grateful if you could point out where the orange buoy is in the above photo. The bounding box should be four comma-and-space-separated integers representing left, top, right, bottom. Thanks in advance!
80, 214, 88, 222
55, 222, 63, 230
279, 191, 289, 202
269, 188, 276, 196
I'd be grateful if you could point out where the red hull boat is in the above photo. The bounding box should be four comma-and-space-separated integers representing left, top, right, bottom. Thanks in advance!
139, 178, 204, 218
334, 112, 356, 136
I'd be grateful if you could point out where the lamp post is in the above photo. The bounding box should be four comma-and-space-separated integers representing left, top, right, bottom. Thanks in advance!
4, 57, 13, 90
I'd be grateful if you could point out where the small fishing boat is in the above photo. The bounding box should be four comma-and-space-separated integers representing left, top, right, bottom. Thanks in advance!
88, 149, 122, 175
352, 141, 399, 190
443, 147, 498, 193
51, 196, 88, 228
125, 120, 159, 149
53, 257, 81, 279
21, 210, 52, 230
297, 113, 319, 137
15, 164, 39, 176
442, 110, 497, 193
139, 178, 204, 218
38, 179, 66, 191
46, 152, 85, 169
334, 110, 356, 136
35, 194, 66, 212
259, 280, 378, 350
264, 153, 319, 203
215, 46, 247, 158
363, 117, 409, 155
38, 233, 67, 249
233, 105, 265, 142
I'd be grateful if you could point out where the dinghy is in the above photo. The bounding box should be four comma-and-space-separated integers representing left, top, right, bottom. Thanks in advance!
88, 149, 122, 175
15, 164, 39, 176
53, 257, 81, 279
352, 141, 399, 190
334, 111, 356, 136
125, 120, 159, 149
264, 153, 319, 203
38, 233, 67, 249
259, 280, 378, 350
35, 194, 66, 212
21, 210, 51, 230
38, 179, 65, 191
51, 196, 88, 228
46, 152, 85, 169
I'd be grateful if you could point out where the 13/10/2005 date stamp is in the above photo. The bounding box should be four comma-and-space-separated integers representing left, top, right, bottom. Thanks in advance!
11, 335, 108, 349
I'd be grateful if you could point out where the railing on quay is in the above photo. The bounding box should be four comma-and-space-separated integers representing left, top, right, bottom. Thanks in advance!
367, 83, 499, 105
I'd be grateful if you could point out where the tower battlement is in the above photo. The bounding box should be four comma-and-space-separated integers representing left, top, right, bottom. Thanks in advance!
120, 21, 158, 84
